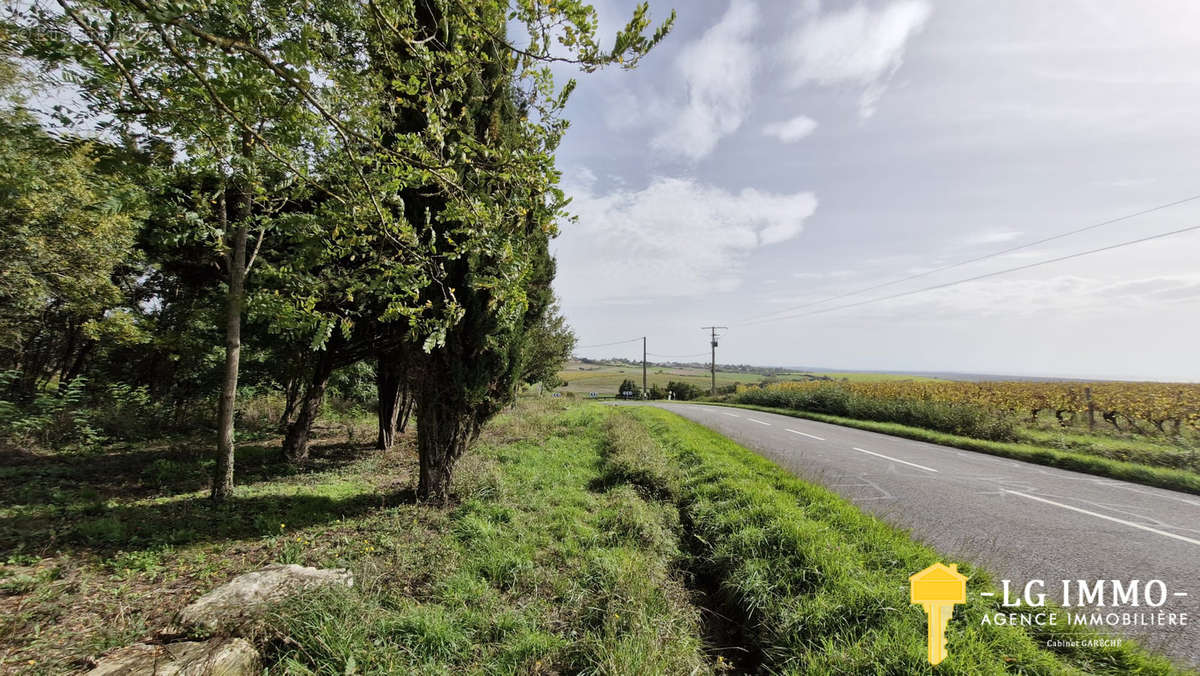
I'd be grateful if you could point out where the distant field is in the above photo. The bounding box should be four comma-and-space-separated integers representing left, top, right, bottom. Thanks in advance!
554, 361, 938, 395
780, 371, 946, 383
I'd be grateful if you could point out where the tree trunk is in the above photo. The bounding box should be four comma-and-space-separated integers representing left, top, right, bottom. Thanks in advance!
212, 218, 247, 501
376, 358, 404, 450
397, 388, 413, 434
282, 351, 335, 462
278, 373, 303, 432
415, 391, 477, 503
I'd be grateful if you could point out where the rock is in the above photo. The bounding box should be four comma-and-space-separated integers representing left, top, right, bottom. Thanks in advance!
87, 637, 260, 675
177, 564, 353, 632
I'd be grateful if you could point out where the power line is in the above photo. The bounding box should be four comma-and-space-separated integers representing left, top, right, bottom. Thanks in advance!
647, 351, 710, 359
742, 222, 1200, 327
573, 337, 643, 350
739, 191, 1200, 325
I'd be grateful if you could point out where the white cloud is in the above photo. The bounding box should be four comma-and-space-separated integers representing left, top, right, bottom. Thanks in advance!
783, 1, 932, 117
966, 230, 1023, 245
554, 174, 817, 303
651, 2, 760, 160
763, 115, 818, 142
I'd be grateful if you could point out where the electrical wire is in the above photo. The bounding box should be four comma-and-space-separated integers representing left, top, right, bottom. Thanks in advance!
573, 337, 643, 350
742, 222, 1200, 327
739, 192, 1200, 324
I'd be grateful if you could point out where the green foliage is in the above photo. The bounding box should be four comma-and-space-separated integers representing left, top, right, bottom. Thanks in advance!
0, 371, 104, 450
521, 301, 576, 388
616, 378, 640, 399
0, 76, 146, 393
666, 380, 705, 401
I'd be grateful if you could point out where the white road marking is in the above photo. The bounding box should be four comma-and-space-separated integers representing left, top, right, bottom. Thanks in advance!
851, 447, 938, 473
786, 428, 825, 441
746, 418, 771, 426
720, 411, 740, 418
1175, 592, 1189, 597
1003, 490, 1200, 547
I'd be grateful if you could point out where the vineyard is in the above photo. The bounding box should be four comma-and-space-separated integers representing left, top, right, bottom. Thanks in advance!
735, 380, 1200, 437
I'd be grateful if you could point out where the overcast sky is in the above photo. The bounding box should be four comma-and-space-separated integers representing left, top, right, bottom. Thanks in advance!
550, 0, 1200, 381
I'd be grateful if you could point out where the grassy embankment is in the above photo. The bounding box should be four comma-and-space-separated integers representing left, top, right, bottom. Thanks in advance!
0, 401, 1188, 673
710, 400, 1200, 496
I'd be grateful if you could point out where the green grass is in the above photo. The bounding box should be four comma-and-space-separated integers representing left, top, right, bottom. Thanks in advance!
0, 401, 714, 674
258, 402, 711, 674
2, 401, 1192, 673
620, 406, 1187, 675
708, 402, 1200, 496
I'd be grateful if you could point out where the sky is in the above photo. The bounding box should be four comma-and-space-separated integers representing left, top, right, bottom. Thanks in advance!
549, 0, 1200, 382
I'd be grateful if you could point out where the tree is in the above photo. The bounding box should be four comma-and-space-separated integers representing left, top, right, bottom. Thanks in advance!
11, 0, 673, 503
521, 300, 576, 390
617, 378, 640, 399
13, 0, 341, 498
0, 59, 146, 398
246, 0, 672, 500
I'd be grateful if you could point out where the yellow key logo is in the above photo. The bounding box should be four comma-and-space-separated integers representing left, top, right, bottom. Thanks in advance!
910, 562, 968, 665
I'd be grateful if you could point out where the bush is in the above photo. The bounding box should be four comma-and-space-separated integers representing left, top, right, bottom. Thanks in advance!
0, 372, 104, 450
665, 380, 703, 401
734, 383, 1015, 441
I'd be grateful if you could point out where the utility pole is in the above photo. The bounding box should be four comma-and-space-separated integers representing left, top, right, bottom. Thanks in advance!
642, 336, 647, 398
701, 326, 727, 396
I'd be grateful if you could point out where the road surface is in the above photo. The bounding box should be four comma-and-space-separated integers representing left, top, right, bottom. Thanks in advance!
628, 402, 1200, 668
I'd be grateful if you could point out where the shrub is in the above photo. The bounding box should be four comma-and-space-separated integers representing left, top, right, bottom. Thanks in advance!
0, 372, 104, 450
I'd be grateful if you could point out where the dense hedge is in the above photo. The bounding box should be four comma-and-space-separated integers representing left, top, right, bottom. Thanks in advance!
733, 384, 1016, 441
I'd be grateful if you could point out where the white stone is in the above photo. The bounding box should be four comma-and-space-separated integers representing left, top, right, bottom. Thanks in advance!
87, 637, 260, 675
177, 563, 353, 632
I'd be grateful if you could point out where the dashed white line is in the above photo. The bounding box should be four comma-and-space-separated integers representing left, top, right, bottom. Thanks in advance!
1003, 490, 1200, 547
851, 447, 939, 473
746, 418, 771, 426
786, 428, 825, 441
720, 411, 741, 418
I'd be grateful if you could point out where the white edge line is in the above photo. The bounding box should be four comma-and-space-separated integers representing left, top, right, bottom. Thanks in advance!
1003, 490, 1200, 547
785, 428, 825, 441
746, 418, 771, 426
851, 447, 938, 473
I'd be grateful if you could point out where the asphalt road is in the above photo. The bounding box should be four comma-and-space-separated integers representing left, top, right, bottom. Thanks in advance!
628, 402, 1200, 668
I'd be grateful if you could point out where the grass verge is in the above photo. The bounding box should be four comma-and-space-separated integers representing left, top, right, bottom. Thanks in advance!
620, 406, 1188, 675
259, 402, 711, 674
699, 402, 1200, 496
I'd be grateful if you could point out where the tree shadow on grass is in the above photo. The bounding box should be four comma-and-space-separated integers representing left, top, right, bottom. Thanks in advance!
0, 435, 416, 556
0, 436, 387, 506
0, 484, 420, 558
